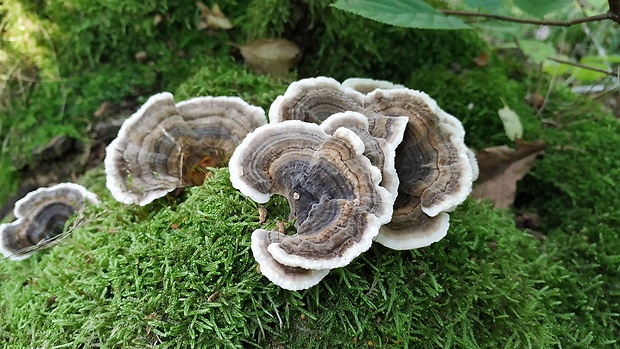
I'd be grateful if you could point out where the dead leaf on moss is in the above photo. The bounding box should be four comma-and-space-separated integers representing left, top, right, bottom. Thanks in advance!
197, 2, 233, 30
258, 206, 267, 224
472, 139, 546, 208
473, 51, 489, 67
238, 38, 301, 78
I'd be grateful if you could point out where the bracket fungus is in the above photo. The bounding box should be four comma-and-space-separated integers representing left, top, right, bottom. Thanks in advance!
105, 92, 266, 205
365, 88, 473, 250
252, 229, 330, 290
230, 119, 393, 287
268, 77, 476, 251
320, 111, 403, 199
0, 183, 100, 261
341, 77, 406, 94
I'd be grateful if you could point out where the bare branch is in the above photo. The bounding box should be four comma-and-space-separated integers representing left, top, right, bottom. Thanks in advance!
438, 10, 617, 26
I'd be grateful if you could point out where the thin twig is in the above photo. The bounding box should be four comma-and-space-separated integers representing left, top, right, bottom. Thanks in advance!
548, 57, 619, 78
439, 10, 616, 26
537, 63, 559, 124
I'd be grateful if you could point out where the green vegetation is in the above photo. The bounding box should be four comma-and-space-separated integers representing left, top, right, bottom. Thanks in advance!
0, 168, 560, 348
1, 0, 620, 347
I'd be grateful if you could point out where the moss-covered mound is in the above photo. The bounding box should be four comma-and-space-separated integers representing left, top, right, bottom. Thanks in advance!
0, 168, 559, 348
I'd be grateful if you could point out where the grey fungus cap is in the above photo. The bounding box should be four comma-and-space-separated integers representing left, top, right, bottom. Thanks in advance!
230, 119, 394, 288
251, 229, 330, 291
105, 92, 266, 206
0, 183, 100, 261
268, 77, 476, 252
341, 77, 406, 94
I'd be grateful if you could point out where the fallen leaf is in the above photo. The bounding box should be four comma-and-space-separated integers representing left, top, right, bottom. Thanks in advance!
93, 101, 112, 118
497, 102, 523, 141
197, 2, 233, 30
238, 38, 302, 78
258, 206, 267, 224
472, 139, 545, 208
276, 221, 286, 234
473, 51, 489, 67
134, 51, 148, 62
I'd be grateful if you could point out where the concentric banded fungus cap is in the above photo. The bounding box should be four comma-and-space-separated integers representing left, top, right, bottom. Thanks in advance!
321, 111, 403, 200
364, 88, 473, 249
365, 88, 473, 218
252, 229, 330, 290
105, 92, 266, 205
176, 96, 266, 185
0, 183, 100, 261
269, 76, 366, 124
342, 77, 406, 94
230, 122, 393, 270
269, 77, 407, 150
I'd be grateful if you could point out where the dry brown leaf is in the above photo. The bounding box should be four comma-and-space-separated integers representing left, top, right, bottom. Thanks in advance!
197, 2, 233, 30
472, 139, 546, 208
473, 51, 489, 67
258, 205, 267, 224
238, 38, 301, 78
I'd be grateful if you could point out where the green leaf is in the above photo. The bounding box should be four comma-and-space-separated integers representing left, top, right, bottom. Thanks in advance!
331, 0, 471, 30
518, 39, 556, 64
497, 103, 523, 141
513, 0, 570, 18
542, 59, 608, 82
581, 55, 620, 65
464, 0, 505, 13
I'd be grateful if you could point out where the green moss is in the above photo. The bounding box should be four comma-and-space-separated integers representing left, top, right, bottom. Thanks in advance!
174, 56, 292, 111
240, 0, 487, 82
0, 168, 560, 348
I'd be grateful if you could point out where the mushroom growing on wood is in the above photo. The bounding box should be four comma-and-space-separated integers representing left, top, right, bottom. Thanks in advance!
105, 92, 266, 205
230, 120, 393, 285
0, 183, 100, 261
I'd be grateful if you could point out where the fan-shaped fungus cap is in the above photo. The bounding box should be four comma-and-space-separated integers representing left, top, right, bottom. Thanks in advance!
269, 76, 366, 124
105, 92, 266, 205
268, 77, 408, 150
365, 88, 473, 218
321, 111, 403, 200
0, 183, 100, 260
341, 77, 406, 94
230, 122, 393, 270
252, 229, 330, 290
363, 88, 473, 249
268, 77, 475, 250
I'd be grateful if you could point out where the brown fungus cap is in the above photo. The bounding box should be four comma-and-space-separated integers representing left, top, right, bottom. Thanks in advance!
365, 89, 474, 249
230, 121, 393, 271
0, 183, 100, 261
105, 92, 266, 205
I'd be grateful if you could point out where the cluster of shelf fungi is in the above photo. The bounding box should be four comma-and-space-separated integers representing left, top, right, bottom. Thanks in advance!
0, 77, 477, 291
